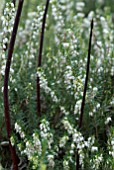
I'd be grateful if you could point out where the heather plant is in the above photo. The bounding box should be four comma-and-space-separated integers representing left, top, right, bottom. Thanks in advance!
0, 0, 114, 170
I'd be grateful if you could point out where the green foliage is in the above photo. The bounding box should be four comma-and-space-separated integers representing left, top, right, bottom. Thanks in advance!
0, 0, 114, 169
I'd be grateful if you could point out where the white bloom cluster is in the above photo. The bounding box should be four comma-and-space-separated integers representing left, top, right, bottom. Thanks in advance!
88, 100, 101, 117
59, 136, 69, 148
63, 160, 70, 170
19, 133, 42, 162
62, 117, 98, 155
60, 106, 69, 116
110, 97, 114, 105
97, 0, 104, 4
63, 155, 74, 168
109, 139, 114, 158
64, 65, 75, 90
40, 119, 55, 167
0, 3, 15, 77
100, 16, 109, 36
33, 133, 42, 155
17, 5, 44, 46
73, 129, 85, 150
62, 117, 74, 135
63, 28, 78, 58
1, 3, 15, 50
37, 69, 59, 103
74, 99, 82, 115
73, 77, 84, 100
108, 130, 114, 158
85, 136, 96, 149
31, 6, 44, 39
83, 11, 94, 28
15, 123, 41, 162
63, 136, 97, 168
40, 119, 53, 149
47, 154, 55, 168
90, 154, 103, 170
15, 122, 56, 168
78, 149, 85, 168
111, 66, 114, 76
15, 5, 45, 76
15, 122, 25, 138
105, 117, 112, 125
24, 140, 39, 159
91, 146, 98, 152
59, 0, 74, 21
76, 2, 85, 12
10, 136, 15, 146
51, 0, 65, 44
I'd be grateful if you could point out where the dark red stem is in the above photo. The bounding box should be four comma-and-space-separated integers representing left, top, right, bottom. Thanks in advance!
76, 19, 94, 170
79, 19, 94, 129
4, 0, 24, 169
36, 0, 50, 118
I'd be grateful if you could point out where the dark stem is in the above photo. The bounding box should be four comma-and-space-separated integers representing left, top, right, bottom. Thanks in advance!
36, 0, 50, 118
76, 152, 79, 170
4, 0, 24, 169
79, 19, 94, 128
76, 19, 94, 170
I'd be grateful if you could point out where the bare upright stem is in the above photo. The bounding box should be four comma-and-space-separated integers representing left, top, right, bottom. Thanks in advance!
4, 0, 24, 169
36, 0, 50, 118
76, 19, 94, 170
79, 19, 94, 129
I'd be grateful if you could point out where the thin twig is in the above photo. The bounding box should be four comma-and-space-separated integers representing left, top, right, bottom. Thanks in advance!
36, 0, 50, 118
76, 19, 94, 170
4, 0, 24, 169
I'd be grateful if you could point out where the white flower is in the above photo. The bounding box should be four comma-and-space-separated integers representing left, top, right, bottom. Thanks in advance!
47, 154, 55, 167
1, 87, 4, 93
97, 41, 102, 47
63, 42, 69, 48
89, 112, 93, 117
71, 143, 75, 149
77, 13, 84, 18
105, 117, 112, 125
59, 136, 69, 148
88, 11, 94, 20
70, 150, 74, 154
91, 146, 98, 152
20, 132, 25, 139
3, 37, 8, 43
76, 2, 85, 11
93, 87, 98, 92
111, 151, 114, 158
111, 140, 114, 145
15, 122, 21, 133
96, 103, 100, 108
62, 118, 73, 134
10, 3, 14, 8
10, 136, 15, 146
63, 160, 69, 170
60, 106, 69, 115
